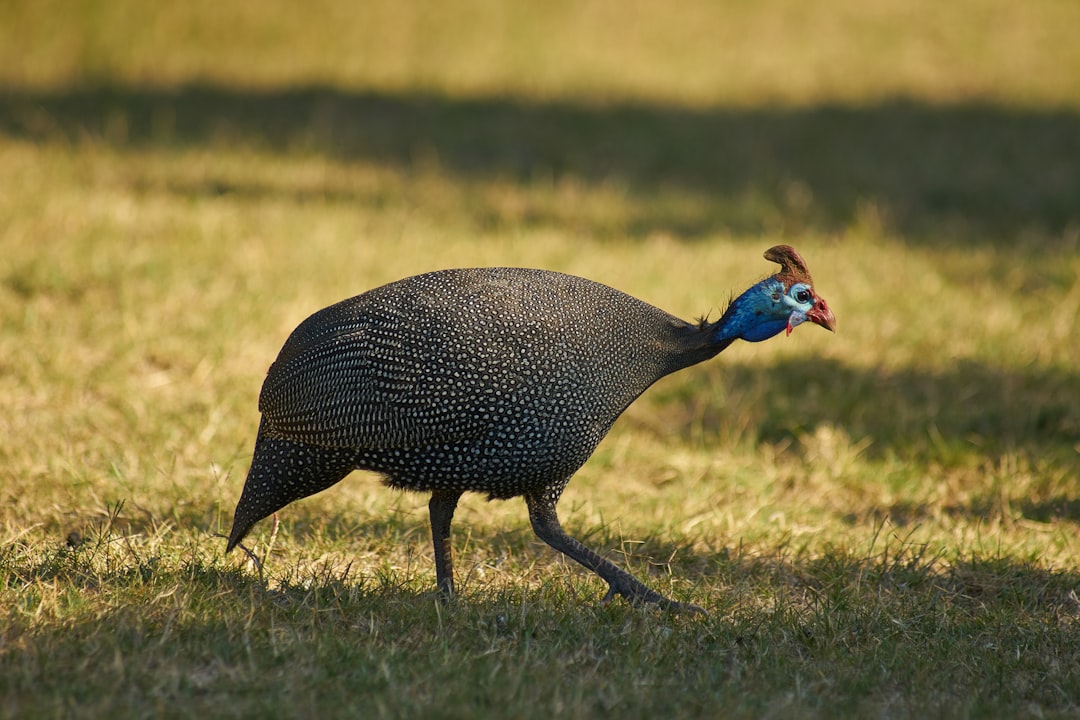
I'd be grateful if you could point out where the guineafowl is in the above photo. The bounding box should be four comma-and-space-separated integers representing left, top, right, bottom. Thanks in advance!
227, 245, 835, 612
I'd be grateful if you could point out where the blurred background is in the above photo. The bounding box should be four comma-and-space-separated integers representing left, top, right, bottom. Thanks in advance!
2, 1, 1079, 243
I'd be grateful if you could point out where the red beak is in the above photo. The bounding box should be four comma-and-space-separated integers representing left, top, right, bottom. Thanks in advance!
807, 297, 836, 332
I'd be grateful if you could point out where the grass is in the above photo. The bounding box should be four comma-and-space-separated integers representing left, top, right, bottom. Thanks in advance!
1, 1, 1079, 717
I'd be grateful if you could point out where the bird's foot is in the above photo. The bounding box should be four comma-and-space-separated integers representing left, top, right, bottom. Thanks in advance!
601, 580, 707, 616
657, 598, 708, 616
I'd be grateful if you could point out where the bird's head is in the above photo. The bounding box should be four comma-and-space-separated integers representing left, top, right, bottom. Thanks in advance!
719, 245, 836, 343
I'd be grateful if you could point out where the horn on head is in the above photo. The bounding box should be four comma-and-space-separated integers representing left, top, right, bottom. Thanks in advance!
764, 245, 813, 285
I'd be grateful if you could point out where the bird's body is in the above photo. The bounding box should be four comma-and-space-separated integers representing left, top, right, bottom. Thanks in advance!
228, 246, 835, 611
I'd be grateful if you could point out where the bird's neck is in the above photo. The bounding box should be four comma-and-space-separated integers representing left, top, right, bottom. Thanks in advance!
661, 320, 736, 375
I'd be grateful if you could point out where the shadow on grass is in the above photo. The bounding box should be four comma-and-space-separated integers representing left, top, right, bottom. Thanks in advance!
9, 518, 1079, 621
2, 83, 1078, 244
7, 532, 1079, 717
651, 356, 1079, 472
10, 498, 1079, 720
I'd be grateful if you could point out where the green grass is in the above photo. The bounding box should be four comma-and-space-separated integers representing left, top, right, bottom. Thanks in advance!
1, 1, 1079, 718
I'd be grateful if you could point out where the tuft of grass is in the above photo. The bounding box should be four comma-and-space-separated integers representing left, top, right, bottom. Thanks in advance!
1, 1, 1079, 718
3, 517, 1078, 718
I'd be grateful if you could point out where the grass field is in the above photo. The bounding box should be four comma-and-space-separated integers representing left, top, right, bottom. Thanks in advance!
1, 1, 1079, 717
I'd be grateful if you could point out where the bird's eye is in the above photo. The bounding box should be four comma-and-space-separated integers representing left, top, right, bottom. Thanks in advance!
794, 288, 811, 304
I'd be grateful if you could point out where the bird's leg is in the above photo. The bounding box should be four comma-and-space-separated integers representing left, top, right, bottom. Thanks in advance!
525, 493, 705, 615
429, 490, 463, 601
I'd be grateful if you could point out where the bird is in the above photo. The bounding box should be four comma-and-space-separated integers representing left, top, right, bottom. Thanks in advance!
226, 245, 835, 612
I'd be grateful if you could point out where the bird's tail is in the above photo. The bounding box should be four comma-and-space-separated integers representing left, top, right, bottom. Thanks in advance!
226, 421, 357, 552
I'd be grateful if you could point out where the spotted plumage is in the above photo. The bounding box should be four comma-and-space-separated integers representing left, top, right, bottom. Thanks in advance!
227, 246, 835, 612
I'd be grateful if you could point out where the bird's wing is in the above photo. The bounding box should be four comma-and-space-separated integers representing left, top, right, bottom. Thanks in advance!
256, 301, 499, 450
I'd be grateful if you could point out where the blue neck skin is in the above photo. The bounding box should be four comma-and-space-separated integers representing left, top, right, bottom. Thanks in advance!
712, 277, 790, 344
